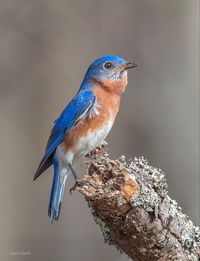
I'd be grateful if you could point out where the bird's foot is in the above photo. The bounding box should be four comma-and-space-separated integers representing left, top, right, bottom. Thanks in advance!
69, 179, 84, 195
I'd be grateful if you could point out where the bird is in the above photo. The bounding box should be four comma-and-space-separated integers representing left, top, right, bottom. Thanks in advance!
34, 55, 137, 222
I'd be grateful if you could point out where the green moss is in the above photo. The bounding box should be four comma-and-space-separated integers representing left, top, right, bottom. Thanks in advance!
91, 208, 124, 254
131, 185, 161, 212
117, 196, 127, 206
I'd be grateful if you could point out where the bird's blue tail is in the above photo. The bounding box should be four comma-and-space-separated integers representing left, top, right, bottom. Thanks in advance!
48, 157, 70, 223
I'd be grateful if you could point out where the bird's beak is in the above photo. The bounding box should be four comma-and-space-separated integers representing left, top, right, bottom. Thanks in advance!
124, 61, 138, 70
120, 62, 138, 72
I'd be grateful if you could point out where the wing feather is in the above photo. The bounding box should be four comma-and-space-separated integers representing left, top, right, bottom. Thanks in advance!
34, 90, 95, 180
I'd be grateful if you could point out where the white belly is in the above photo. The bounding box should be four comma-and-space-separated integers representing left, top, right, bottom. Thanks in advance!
56, 120, 114, 164
73, 120, 113, 158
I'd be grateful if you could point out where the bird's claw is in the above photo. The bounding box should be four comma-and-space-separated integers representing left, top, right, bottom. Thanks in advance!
69, 179, 84, 195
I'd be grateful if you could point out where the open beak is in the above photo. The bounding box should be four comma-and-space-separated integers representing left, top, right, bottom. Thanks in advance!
124, 61, 138, 69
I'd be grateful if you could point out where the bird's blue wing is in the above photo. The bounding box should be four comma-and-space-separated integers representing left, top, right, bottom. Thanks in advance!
34, 90, 95, 180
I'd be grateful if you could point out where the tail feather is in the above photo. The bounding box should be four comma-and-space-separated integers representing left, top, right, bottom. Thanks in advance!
34, 154, 53, 180
48, 158, 70, 222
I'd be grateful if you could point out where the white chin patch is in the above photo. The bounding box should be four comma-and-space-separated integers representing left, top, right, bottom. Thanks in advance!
120, 70, 128, 78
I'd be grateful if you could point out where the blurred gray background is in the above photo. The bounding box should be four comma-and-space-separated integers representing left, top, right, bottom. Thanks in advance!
0, 0, 199, 260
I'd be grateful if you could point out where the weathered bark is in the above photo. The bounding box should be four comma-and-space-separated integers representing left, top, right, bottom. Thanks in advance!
78, 152, 200, 261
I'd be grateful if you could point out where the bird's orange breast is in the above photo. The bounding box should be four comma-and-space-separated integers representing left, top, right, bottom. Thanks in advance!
63, 84, 122, 151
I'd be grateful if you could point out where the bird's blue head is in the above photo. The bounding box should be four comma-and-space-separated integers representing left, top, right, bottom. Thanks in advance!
81, 55, 137, 93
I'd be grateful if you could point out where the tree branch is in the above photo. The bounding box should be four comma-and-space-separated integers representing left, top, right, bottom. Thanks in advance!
78, 152, 200, 261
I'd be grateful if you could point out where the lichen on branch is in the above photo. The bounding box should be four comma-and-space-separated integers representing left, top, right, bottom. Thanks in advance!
78, 152, 200, 261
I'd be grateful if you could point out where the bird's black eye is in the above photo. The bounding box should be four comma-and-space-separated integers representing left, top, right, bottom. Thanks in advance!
103, 62, 114, 70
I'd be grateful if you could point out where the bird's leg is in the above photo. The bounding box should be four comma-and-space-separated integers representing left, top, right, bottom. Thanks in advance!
69, 164, 84, 194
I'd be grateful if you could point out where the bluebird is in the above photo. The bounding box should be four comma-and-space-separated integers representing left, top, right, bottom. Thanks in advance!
34, 55, 137, 222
